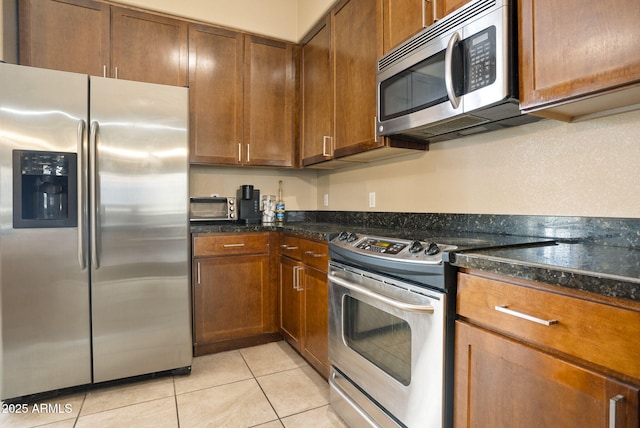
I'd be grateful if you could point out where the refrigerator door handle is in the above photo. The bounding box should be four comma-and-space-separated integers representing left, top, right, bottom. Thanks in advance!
77, 119, 87, 269
90, 121, 100, 270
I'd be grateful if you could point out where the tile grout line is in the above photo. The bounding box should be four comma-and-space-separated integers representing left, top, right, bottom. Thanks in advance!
238, 349, 284, 426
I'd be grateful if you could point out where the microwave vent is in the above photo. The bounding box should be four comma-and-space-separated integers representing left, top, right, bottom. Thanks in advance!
412, 114, 489, 137
378, 0, 497, 72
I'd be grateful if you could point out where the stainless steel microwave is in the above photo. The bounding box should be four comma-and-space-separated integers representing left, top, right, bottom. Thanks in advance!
376, 0, 538, 144
189, 197, 236, 221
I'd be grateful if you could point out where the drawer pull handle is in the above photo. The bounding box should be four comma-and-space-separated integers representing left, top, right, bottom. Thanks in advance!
494, 305, 558, 326
304, 251, 325, 258
281, 245, 298, 250
223, 243, 245, 248
609, 394, 624, 428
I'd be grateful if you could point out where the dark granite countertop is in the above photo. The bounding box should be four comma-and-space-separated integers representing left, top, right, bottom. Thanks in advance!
451, 243, 640, 302
190, 215, 640, 304
190, 221, 552, 248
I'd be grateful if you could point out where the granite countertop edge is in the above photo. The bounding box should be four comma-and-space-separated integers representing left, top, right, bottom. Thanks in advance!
451, 251, 639, 303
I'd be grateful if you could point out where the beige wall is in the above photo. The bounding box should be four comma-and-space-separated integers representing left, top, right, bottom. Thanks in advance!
115, 0, 335, 42
190, 165, 318, 211
190, 109, 640, 218
316, 109, 640, 218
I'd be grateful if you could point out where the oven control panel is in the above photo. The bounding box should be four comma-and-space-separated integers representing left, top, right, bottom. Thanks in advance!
331, 232, 457, 265
356, 238, 406, 254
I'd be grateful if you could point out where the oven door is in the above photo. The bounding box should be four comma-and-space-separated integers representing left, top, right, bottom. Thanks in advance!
328, 262, 445, 428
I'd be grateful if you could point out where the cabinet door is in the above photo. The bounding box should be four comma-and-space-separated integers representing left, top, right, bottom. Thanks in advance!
194, 254, 271, 347
279, 256, 303, 350
18, 0, 110, 76
188, 25, 244, 165
244, 36, 295, 167
303, 265, 329, 378
519, 0, 640, 113
301, 17, 333, 166
454, 321, 640, 428
333, 0, 384, 158
110, 7, 188, 86
436, 0, 471, 20
382, 0, 427, 53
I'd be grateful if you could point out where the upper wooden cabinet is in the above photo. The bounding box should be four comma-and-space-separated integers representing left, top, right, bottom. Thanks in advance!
382, 0, 472, 53
300, 17, 333, 166
332, 0, 382, 158
18, 0, 110, 76
300, 0, 427, 168
110, 7, 188, 86
19, 0, 187, 86
382, 0, 427, 54
519, 0, 640, 120
436, 0, 472, 21
188, 25, 244, 165
189, 25, 296, 167
243, 35, 296, 167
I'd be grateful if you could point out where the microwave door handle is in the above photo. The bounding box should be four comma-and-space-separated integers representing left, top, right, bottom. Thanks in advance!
445, 31, 461, 110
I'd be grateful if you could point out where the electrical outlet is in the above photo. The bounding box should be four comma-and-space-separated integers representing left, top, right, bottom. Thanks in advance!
323, 193, 329, 207
369, 192, 376, 208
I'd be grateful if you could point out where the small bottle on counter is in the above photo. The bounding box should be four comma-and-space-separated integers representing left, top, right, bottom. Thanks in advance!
275, 180, 285, 224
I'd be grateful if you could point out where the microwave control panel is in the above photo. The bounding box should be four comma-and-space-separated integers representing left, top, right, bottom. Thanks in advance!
466, 26, 496, 92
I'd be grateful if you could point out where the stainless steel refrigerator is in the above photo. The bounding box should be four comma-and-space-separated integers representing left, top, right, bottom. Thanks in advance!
0, 62, 192, 400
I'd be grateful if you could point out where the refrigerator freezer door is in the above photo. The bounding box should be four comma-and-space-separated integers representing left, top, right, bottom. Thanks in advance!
89, 77, 192, 382
0, 63, 92, 399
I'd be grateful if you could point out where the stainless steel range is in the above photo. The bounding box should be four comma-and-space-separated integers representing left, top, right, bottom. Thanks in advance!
328, 231, 458, 428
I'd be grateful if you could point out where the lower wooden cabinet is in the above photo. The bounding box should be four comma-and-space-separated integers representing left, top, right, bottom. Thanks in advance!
279, 235, 330, 378
455, 271, 640, 427
302, 265, 329, 376
455, 321, 639, 427
279, 255, 303, 349
192, 233, 279, 356
190, 231, 330, 374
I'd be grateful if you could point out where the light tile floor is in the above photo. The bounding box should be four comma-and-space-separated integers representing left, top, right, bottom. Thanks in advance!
0, 341, 348, 428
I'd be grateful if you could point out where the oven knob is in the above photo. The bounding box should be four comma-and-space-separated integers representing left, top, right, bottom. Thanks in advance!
425, 242, 440, 256
346, 232, 358, 242
338, 231, 349, 241
408, 240, 424, 253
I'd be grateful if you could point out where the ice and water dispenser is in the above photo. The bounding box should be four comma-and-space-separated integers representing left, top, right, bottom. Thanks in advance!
13, 150, 77, 228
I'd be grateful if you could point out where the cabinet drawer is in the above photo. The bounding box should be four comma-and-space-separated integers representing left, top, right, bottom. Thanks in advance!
279, 235, 302, 260
457, 272, 640, 381
193, 233, 269, 257
301, 240, 328, 272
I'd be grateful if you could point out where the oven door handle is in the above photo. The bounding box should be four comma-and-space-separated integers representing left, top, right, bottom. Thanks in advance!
329, 273, 435, 314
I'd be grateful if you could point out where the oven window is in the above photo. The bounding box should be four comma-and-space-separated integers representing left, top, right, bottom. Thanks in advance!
343, 296, 411, 386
